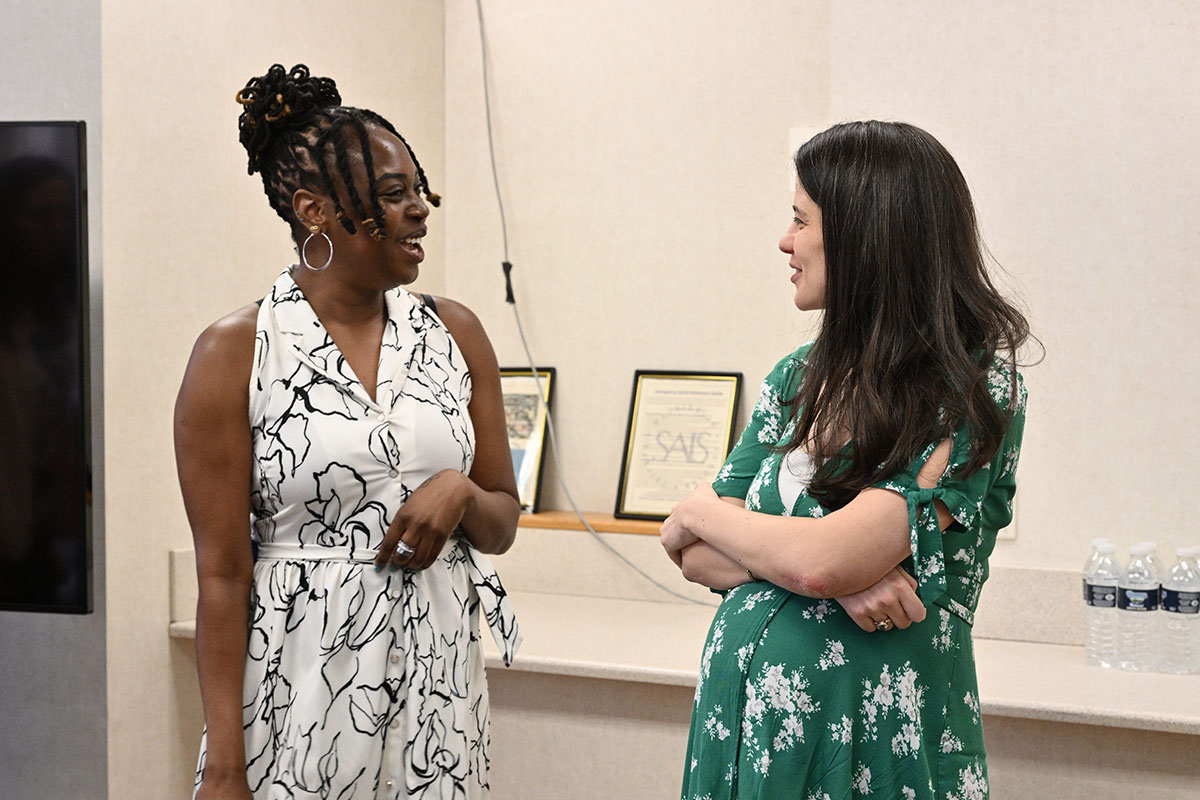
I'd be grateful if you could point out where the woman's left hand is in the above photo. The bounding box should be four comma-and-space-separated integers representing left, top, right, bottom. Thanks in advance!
374, 470, 472, 572
660, 482, 720, 560
835, 565, 927, 633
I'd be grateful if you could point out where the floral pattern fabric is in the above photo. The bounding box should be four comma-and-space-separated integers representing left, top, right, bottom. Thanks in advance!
194, 270, 520, 799
683, 343, 1026, 800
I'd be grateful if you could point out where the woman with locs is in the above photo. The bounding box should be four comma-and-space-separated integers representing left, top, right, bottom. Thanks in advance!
662, 121, 1029, 799
175, 64, 521, 799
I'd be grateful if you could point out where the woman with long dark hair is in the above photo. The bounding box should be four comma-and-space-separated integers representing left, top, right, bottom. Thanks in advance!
175, 64, 521, 799
662, 121, 1029, 799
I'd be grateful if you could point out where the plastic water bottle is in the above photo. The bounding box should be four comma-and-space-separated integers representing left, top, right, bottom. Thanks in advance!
1138, 541, 1167, 580
1117, 543, 1161, 672
1186, 545, 1200, 575
1160, 548, 1200, 674
1082, 541, 1120, 667
1084, 537, 1114, 575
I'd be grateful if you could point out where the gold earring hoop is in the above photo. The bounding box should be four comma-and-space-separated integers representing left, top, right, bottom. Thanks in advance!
301, 224, 333, 272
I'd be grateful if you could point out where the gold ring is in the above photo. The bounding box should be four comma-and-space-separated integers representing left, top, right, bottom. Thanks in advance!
874, 617, 894, 632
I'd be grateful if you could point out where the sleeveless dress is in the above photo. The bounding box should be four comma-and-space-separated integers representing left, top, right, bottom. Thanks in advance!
194, 269, 521, 800
681, 343, 1026, 800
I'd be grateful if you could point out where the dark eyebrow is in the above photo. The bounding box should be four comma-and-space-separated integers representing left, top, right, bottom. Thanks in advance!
792, 206, 808, 219
372, 172, 409, 189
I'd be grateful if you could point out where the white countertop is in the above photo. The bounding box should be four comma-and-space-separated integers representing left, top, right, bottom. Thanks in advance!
481, 591, 1200, 736
170, 589, 1200, 736
486, 591, 717, 687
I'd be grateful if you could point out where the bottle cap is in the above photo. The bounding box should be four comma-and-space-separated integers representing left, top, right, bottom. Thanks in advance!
1090, 537, 1113, 548
1096, 542, 1116, 554
1129, 542, 1153, 556
1138, 540, 1158, 552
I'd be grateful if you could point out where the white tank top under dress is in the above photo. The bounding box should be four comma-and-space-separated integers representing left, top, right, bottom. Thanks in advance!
194, 269, 521, 799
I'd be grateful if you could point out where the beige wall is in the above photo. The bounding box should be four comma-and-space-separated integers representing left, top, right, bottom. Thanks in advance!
487, 672, 694, 800
445, 0, 832, 516
488, 674, 1200, 800
91, 0, 1200, 795
100, 1, 444, 795
445, 0, 1200, 569
825, 0, 1200, 568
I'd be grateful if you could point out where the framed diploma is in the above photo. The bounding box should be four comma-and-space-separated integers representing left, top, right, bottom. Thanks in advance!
614, 371, 742, 521
500, 367, 555, 513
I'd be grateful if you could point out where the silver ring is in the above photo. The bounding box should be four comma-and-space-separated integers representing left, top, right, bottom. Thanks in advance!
874, 617, 894, 632
394, 541, 415, 558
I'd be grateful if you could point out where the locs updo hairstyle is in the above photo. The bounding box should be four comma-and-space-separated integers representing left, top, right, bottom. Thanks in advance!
235, 63, 440, 243
783, 121, 1030, 511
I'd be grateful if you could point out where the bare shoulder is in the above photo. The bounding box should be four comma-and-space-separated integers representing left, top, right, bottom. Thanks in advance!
423, 295, 500, 378
425, 295, 493, 355
178, 303, 259, 409
425, 295, 484, 338
190, 303, 259, 370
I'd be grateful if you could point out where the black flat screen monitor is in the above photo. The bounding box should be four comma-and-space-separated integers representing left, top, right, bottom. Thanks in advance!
0, 121, 91, 613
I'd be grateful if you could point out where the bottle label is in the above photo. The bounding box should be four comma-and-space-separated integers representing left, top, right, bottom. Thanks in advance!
1117, 586, 1160, 612
1083, 580, 1117, 608
1162, 589, 1200, 615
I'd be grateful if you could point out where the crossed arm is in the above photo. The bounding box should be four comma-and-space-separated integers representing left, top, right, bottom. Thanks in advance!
662, 440, 952, 631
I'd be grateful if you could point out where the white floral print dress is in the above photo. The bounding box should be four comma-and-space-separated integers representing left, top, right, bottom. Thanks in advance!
683, 343, 1026, 800
194, 269, 521, 799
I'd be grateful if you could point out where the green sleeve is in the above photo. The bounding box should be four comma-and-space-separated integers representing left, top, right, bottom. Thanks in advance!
711, 346, 808, 500
873, 363, 1028, 619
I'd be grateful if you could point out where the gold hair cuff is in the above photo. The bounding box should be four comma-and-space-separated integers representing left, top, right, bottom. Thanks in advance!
264, 94, 291, 122
362, 218, 386, 241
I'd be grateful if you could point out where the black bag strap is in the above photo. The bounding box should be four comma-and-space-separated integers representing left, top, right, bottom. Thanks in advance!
420, 293, 439, 317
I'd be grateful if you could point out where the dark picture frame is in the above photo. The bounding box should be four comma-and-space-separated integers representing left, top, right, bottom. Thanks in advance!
500, 367, 555, 514
614, 370, 742, 521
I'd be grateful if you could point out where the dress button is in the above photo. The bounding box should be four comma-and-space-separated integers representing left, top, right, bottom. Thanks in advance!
377, 412, 386, 421
386, 781, 393, 789
388, 469, 398, 478
390, 654, 400, 664
389, 718, 400, 729
389, 589, 401, 600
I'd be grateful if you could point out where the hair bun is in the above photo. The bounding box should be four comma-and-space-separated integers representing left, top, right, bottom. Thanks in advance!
236, 63, 341, 174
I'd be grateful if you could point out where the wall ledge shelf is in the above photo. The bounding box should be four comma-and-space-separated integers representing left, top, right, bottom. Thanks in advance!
170, 590, 1200, 737
518, 510, 661, 536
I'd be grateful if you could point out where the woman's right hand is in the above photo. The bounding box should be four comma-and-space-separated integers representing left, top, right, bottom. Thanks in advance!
195, 771, 253, 800
835, 565, 926, 632
374, 469, 472, 572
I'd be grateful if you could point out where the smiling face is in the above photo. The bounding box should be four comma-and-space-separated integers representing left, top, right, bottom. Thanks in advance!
779, 181, 827, 311
346, 126, 430, 287
299, 124, 431, 289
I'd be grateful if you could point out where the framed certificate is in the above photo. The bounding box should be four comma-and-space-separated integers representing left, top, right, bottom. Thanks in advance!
500, 367, 555, 513
614, 371, 742, 520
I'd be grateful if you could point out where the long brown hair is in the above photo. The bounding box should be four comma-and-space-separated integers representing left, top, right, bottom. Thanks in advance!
784, 121, 1030, 510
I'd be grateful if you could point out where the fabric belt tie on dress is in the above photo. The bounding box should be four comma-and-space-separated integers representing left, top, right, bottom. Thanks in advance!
254, 541, 523, 666
904, 486, 976, 627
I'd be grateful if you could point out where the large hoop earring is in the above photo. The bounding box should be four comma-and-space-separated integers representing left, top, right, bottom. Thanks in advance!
301, 225, 333, 272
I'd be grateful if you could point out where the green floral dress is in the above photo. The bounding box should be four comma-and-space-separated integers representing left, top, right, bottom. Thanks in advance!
681, 344, 1026, 800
